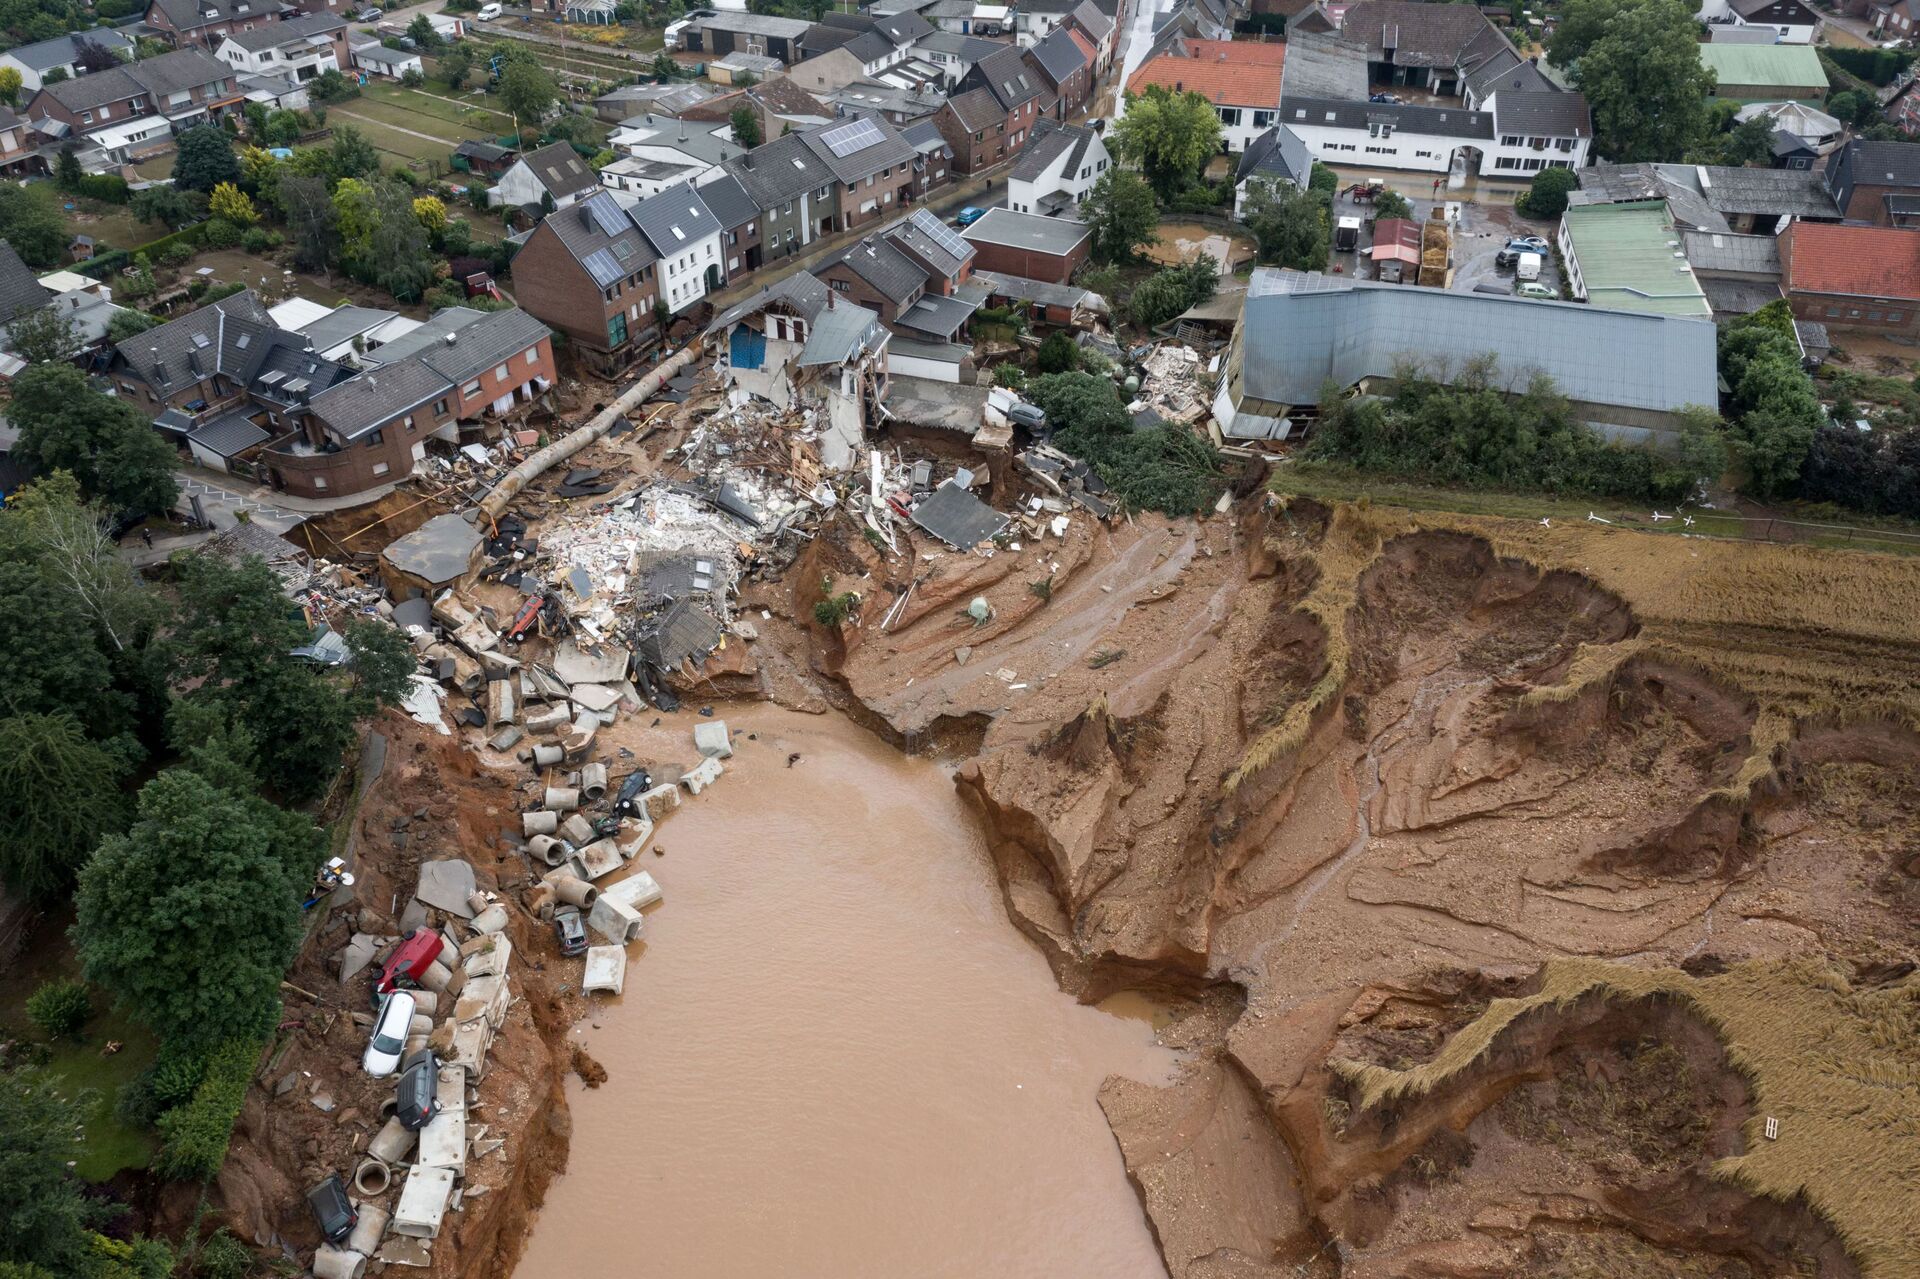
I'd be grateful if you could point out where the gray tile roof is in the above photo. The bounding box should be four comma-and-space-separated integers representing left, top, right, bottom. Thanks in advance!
150, 0, 290, 30
1282, 95, 1494, 140
1682, 229, 1782, 276
364, 307, 485, 366
132, 47, 235, 99
1236, 123, 1310, 187
1234, 269, 1719, 418
962, 208, 1092, 255
1027, 27, 1088, 87
627, 185, 723, 257
295, 303, 400, 352
187, 409, 268, 457
3, 28, 134, 72
893, 207, 975, 276
546, 190, 658, 286
1010, 115, 1077, 181
820, 232, 930, 298
1465, 49, 1552, 101
34, 64, 146, 114
902, 118, 951, 154
895, 290, 977, 339
1278, 31, 1369, 100
842, 30, 897, 63
0, 241, 52, 327
797, 299, 884, 366
1835, 138, 1920, 187
695, 172, 759, 231
1068, 0, 1114, 40
1652, 161, 1838, 218
518, 141, 600, 202
223, 11, 344, 51
798, 114, 916, 183
944, 85, 1002, 132
115, 290, 282, 391
722, 131, 833, 206
873, 9, 934, 43
416, 307, 552, 386
970, 44, 1041, 111
1494, 88, 1590, 138
1575, 162, 1727, 233
915, 31, 1005, 60
309, 357, 452, 439
455, 139, 515, 163
690, 11, 812, 38
801, 23, 859, 54
828, 80, 945, 119
704, 270, 830, 337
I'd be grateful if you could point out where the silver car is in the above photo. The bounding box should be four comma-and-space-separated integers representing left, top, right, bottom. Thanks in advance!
362, 990, 416, 1077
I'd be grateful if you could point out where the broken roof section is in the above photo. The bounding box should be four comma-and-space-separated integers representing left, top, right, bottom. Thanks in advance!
634, 598, 724, 672
912, 479, 1009, 549
380, 513, 485, 593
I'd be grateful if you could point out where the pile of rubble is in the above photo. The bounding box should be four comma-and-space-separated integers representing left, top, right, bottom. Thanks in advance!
1134, 344, 1208, 425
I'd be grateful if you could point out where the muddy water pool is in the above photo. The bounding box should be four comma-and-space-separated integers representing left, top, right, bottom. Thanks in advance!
515, 705, 1177, 1279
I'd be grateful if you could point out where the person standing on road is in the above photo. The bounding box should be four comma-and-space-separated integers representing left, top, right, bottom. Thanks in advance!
141, 528, 154, 549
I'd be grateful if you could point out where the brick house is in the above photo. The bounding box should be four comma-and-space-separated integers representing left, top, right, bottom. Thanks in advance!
952, 43, 1044, 157
797, 115, 921, 235
721, 131, 837, 263
282, 359, 457, 498
1779, 220, 1920, 337
812, 207, 979, 343
1822, 139, 1920, 227
960, 207, 1091, 283
144, 0, 293, 51
1024, 26, 1092, 121
934, 86, 1014, 174
0, 106, 40, 176
1063, 0, 1115, 75
24, 48, 241, 149
697, 172, 765, 277
512, 189, 663, 376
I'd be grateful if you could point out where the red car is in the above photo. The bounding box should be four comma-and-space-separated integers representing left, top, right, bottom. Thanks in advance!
374, 929, 444, 997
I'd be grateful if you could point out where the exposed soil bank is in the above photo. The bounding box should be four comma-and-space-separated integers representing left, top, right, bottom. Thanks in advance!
515, 704, 1179, 1279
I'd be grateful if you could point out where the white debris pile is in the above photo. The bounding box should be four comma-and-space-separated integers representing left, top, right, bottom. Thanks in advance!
1135, 343, 1208, 424
537, 487, 745, 630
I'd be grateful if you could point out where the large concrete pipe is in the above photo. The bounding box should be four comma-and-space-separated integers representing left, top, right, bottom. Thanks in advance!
378, 1096, 398, 1124
522, 811, 558, 837
529, 834, 566, 866
312, 1244, 367, 1279
471, 902, 509, 935
347, 1205, 390, 1257
407, 1013, 434, 1037
532, 743, 564, 768
560, 814, 595, 845
551, 877, 598, 909
369, 1116, 416, 1164
544, 787, 580, 812
354, 1158, 392, 1197
407, 990, 438, 1017
416, 959, 454, 993
477, 344, 699, 521
580, 762, 608, 801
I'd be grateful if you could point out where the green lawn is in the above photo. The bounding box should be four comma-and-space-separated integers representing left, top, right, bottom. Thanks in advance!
1271, 463, 1920, 556
323, 106, 460, 166
0, 915, 159, 1183
359, 80, 515, 135
28, 181, 155, 256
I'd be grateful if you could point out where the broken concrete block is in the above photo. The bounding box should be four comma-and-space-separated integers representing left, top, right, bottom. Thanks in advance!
392, 1166, 456, 1240
339, 933, 379, 985
587, 894, 644, 944
562, 717, 599, 759
582, 945, 626, 995
523, 704, 571, 734
616, 815, 653, 859
414, 860, 477, 919
435, 1065, 467, 1115
430, 594, 477, 632
375, 1237, 432, 1268
639, 784, 682, 822
415, 1108, 466, 1177
462, 934, 513, 978
682, 756, 724, 795
602, 871, 663, 912
571, 684, 620, 714
447, 1021, 491, 1079
560, 813, 596, 845
553, 642, 630, 686
693, 720, 733, 759
489, 725, 524, 752
485, 679, 516, 727
474, 647, 521, 674
569, 839, 624, 881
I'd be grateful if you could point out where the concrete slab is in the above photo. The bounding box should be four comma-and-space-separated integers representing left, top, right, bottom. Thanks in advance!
436, 1065, 467, 1115
523, 704, 571, 734
339, 933, 380, 985
383, 513, 482, 591
602, 870, 663, 911
616, 814, 653, 858
587, 894, 644, 944
447, 1020, 492, 1078
638, 784, 682, 821
693, 720, 732, 759
560, 814, 596, 845
462, 934, 512, 978
682, 756, 724, 794
391, 1166, 456, 1239
415, 1107, 467, 1176
375, 1238, 432, 1267
582, 945, 626, 994
414, 860, 477, 919
570, 684, 620, 713
552, 642, 631, 686
569, 839, 624, 881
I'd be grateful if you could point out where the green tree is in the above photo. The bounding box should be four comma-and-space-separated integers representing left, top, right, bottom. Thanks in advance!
131, 182, 205, 229
0, 183, 67, 267
0, 1068, 113, 1276
1826, 89, 1878, 128
0, 714, 130, 901
1242, 177, 1329, 270
207, 181, 258, 225
1548, 0, 1665, 68
0, 65, 22, 106
1028, 371, 1131, 435
729, 104, 761, 147
499, 55, 558, 124
406, 13, 440, 46
1573, 0, 1715, 162
1707, 113, 1777, 166
106, 309, 160, 343
329, 125, 380, 181
344, 620, 417, 711
5, 306, 80, 365
1521, 165, 1578, 219
277, 173, 339, 272
1371, 189, 1413, 221
440, 43, 473, 90
1079, 166, 1158, 264
9, 363, 181, 514
1036, 329, 1079, 373
74, 769, 322, 1053
171, 124, 241, 192
54, 146, 83, 189
1110, 84, 1221, 200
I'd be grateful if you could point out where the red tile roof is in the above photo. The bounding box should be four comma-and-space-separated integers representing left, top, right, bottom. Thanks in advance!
1066, 27, 1098, 64
1784, 221, 1920, 299
1369, 217, 1422, 264
1126, 42, 1287, 107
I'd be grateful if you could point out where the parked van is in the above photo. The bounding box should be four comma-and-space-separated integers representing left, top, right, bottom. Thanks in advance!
1334, 216, 1362, 253
1515, 251, 1542, 282
476, 3, 503, 19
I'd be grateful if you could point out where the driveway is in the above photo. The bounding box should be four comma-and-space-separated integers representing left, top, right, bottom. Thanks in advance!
1324, 185, 1561, 297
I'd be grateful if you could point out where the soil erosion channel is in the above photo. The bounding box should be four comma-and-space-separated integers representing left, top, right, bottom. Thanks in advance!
515, 705, 1178, 1279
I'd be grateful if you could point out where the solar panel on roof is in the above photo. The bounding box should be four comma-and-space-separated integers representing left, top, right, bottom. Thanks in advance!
909, 207, 971, 261
581, 248, 625, 288
821, 117, 883, 157
585, 192, 628, 238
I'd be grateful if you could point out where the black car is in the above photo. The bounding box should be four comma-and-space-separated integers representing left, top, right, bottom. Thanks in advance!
554, 907, 588, 957
394, 1048, 440, 1131
306, 1173, 358, 1245
611, 768, 653, 817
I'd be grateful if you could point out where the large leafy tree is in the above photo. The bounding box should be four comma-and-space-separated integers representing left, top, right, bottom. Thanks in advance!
1573, 0, 1715, 162
9, 363, 180, 515
0, 1068, 113, 1276
74, 769, 322, 1052
498, 51, 558, 124
0, 183, 66, 267
1547, 0, 1665, 67
5, 306, 81, 365
0, 713, 130, 901
277, 173, 339, 272
171, 124, 241, 192
1079, 167, 1158, 264
1242, 177, 1330, 270
729, 104, 761, 147
1110, 85, 1220, 200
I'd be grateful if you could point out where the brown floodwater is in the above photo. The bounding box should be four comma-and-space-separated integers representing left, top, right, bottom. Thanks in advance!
515, 705, 1178, 1279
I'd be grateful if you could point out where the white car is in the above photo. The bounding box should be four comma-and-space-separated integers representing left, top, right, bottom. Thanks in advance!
362, 990, 416, 1077
476, 2, 502, 18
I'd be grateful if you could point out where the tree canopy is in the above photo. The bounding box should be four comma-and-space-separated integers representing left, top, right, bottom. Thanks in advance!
0, 714, 129, 901
9, 363, 180, 516
171, 125, 241, 192
498, 51, 558, 124
0, 183, 66, 267
1572, 0, 1715, 162
0, 1068, 114, 1276
1079, 167, 1158, 264
1242, 177, 1330, 271
1110, 85, 1222, 200
1718, 304, 1819, 497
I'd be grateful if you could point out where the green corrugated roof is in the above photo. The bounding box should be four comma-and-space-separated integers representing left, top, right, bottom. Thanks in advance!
1560, 201, 1712, 318
1698, 42, 1825, 91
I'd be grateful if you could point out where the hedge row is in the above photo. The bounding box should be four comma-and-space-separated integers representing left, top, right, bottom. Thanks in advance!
155, 1039, 258, 1182
77, 222, 209, 280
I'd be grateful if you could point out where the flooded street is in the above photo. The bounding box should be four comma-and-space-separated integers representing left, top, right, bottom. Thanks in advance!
515, 705, 1178, 1279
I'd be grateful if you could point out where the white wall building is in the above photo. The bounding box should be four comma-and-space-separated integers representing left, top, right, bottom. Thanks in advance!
215, 14, 345, 81
627, 187, 727, 315
1278, 90, 1592, 181
1007, 120, 1110, 216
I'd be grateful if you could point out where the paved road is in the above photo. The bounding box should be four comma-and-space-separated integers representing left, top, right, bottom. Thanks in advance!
1115, 0, 1163, 117
176, 470, 304, 535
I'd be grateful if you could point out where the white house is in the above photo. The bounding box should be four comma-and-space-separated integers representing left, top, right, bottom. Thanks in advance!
1278, 90, 1592, 183
216, 13, 346, 82
0, 30, 135, 92
1700, 0, 1823, 43
1233, 123, 1311, 219
627, 185, 726, 314
1007, 119, 1110, 216
349, 39, 421, 80
606, 114, 741, 184
490, 141, 602, 211
598, 154, 707, 197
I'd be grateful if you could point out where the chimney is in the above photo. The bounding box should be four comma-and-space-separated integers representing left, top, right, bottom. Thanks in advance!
444, 331, 458, 346
744, 152, 754, 169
